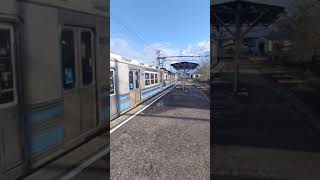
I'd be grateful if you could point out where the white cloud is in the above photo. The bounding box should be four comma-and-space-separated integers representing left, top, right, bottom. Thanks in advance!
182, 40, 210, 56
110, 38, 210, 69
110, 38, 155, 65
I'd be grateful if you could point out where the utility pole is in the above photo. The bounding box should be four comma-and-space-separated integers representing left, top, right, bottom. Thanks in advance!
156, 50, 162, 68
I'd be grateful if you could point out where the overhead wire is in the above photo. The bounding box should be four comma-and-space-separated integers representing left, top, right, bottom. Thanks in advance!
110, 13, 158, 59
111, 19, 155, 60
111, 13, 209, 68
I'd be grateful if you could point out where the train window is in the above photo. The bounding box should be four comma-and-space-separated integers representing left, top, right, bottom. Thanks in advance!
110, 69, 115, 95
129, 71, 134, 90
135, 71, 139, 88
61, 29, 76, 90
0, 28, 15, 104
150, 73, 154, 84
145, 73, 150, 86
155, 74, 158, 84
81, 31, 94, 86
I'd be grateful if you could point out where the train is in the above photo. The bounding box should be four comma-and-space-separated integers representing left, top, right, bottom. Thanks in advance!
110, 53, 178, 120
0, 1, 107, 179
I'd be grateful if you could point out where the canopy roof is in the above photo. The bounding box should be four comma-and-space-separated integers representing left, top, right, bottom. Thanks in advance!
171, 62, 199, 71
212, 0, 285, 27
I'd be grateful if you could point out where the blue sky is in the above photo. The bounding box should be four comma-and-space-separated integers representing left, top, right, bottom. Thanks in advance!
110, 0, 210, 65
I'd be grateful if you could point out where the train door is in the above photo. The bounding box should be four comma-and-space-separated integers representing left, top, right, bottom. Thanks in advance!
78, 28, 96, 132
0, 24, 23, 171
61, 27, 81, 142
61, 26, 97, 143
160, 71, 163, 90
110, 69, 118, 117
165, 74, 168, 87
128, 70, 140, 107
134, 70, 141, 104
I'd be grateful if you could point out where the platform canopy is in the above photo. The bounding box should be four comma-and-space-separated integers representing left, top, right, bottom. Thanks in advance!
171, 62, 199, 91
171, 62, 199, 73
211, 0, 284, 93
212, 0, 285, 29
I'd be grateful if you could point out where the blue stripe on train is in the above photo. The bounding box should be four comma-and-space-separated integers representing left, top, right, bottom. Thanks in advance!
142, 87, 161, 100
119, 101, 130, 111
164, 84, 171, 89
119, 95, 129, 101
142, 85, 160, 93
30, 125, 64, 155
29, 106, 64, 124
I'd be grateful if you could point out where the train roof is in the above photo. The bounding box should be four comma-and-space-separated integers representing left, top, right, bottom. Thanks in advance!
23, 0, 107, 17
110, 53, 159, 70
160, 68, 174, 74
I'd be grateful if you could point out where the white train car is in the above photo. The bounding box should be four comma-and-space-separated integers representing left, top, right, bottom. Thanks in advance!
110, 53, 177, 120
0, 0, 107, 179
162, 68, 177, 90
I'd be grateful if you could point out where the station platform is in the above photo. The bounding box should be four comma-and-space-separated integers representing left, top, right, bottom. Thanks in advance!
212, 60, 320, 180
110, 82, 210, 179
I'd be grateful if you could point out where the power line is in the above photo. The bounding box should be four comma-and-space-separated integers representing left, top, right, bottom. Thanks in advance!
110, 21, 155, 61
110, 14, 157, 55
110, 15, 158, 62
111, 13, 210, 68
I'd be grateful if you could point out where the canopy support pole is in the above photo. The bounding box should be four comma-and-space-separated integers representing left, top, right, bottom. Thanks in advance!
234, 3, 241, 93
183, 68, 186, 91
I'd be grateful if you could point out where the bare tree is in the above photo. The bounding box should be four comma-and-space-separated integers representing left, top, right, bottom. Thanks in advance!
271, 0, 320, 63
195, 61, 210, 81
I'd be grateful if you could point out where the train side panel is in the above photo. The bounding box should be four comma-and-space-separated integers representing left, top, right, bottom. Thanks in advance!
57, 9, 105, 152
96, 17, 108, 124
110, 59, 166, 120
117, 62, 130, 113
110, 55, 177, 122
141, 68, 161, 101
20, 2, 65, 168
21, 2, 107, 169
0, 1, 24, 177
1, 1, 107, 179
110, 60, 118, 119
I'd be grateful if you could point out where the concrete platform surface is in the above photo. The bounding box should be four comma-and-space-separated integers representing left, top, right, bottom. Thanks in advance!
212, 60, 320, 180
111, 84, 210, 180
